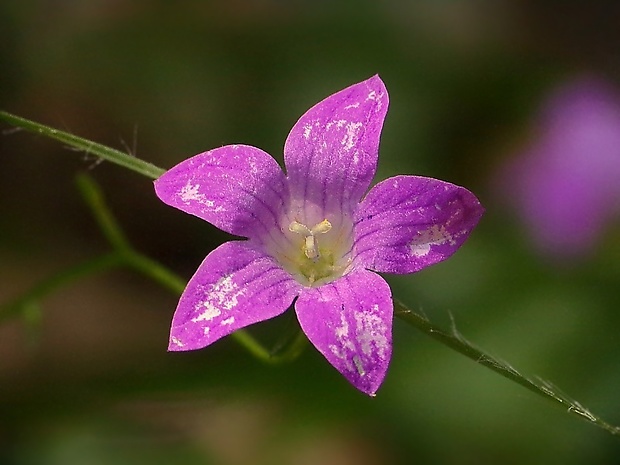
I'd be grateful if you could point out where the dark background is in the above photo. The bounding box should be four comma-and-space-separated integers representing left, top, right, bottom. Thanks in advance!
1, 1, 620, 464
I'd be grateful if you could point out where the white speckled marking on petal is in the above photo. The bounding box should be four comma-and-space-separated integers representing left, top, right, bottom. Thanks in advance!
355, 175, 484, 274
295, 269, 393, 396
168, 242, 301, 351
192, 303, 221, 323
154, 144, 289, 240
341, 122, 362, 151
354, 304, 389, 358
284, 75, 389, 219
179, 182, 205, 203
335, 312, 349, 339
409, 224, 455, 258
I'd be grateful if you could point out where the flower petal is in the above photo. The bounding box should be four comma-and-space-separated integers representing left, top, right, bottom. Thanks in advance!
154, 145, 288, 239
284, 75, 389, 223
355, 175, 484, 274
295, 270, 393, 396
169, 241, 301, 351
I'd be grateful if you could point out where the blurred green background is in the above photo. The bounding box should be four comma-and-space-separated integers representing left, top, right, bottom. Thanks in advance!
1, 1, 620, 464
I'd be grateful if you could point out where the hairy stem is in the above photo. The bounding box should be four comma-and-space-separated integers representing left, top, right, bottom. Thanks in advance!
394, 300, 620, 437
0, 111, 165, 179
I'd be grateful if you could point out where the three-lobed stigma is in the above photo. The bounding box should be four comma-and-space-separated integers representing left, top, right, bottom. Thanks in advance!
289, 219, 332, 261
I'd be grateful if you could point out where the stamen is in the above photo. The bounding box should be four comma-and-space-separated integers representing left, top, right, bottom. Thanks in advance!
288, 219, 332, 261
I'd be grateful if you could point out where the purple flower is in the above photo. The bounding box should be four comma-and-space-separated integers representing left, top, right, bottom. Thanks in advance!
497, 76, 620, 258
154, 76, 483, 395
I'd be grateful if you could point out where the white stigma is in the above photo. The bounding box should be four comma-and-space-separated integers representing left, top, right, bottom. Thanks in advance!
289, 219, 332, 260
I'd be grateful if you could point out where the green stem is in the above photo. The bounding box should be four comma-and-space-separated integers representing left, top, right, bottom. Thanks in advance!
121, 247, 286, 362
75, 174, 131, 251
121, 247, 305, 363
123, 251, 187, 295
75, 173, 299, 363
121, 246, 303, 363
0, 111, 165, 179
0, 253, 123, 323
394, 300, 620, 437
264, 317, 309, 364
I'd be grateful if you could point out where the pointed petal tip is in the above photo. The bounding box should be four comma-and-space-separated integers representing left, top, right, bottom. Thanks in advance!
152, 146, 288, 238
356, 381, 381, 397
356, 175, 484, 274
350, 371, 385, 397
167, 334, 195, 352
166, 242, 300, 355
284, 74, 391, 214
366, 73, 386, 89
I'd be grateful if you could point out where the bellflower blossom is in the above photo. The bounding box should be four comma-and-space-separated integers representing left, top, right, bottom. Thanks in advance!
154, 76, 483, 395
497, 76, 620, 258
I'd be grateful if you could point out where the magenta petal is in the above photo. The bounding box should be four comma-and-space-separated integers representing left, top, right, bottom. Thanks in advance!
295, 270, 393, 396
154, 145, 288, 239
355, 175, 484, 274
169, 241, 301, 351
284, 75, 389, 219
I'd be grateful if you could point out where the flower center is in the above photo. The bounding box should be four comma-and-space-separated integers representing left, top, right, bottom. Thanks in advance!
270, 217, 352, 287
288, 219, 332, 261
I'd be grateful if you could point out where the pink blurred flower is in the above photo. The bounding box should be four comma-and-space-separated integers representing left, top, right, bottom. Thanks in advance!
498, 76, 620, 258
